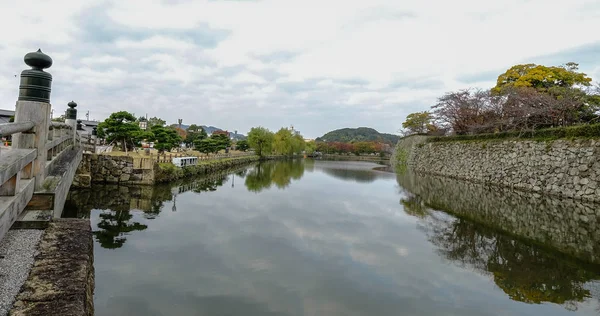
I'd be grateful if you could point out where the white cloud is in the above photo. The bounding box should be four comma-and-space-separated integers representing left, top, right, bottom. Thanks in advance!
116, 36, 195, 51
0, 0, 598, 137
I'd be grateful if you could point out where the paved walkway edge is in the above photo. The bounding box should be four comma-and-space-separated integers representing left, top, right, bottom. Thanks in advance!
9, 219, 94, 316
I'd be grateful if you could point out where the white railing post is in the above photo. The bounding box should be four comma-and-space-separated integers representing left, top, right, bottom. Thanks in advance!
11, 49, 53, 190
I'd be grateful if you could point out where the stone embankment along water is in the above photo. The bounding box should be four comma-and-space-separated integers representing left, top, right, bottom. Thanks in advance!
394, 135, 600, 202
72, 153, 287, 188
9, 219, 93, 316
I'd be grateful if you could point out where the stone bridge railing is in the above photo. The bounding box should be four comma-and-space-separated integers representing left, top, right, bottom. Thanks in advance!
0, 49, 83, 239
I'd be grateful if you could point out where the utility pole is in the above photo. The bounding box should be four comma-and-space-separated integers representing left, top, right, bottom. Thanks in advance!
86, 110, 89, 121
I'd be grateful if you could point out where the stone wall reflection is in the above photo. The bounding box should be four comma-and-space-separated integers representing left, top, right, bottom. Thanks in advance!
397, 172, 600, 310
397, 172, 600, 264
65, 166, 243, 249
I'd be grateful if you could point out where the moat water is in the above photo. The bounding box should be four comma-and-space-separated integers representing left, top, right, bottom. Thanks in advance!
64, 159, 600, 316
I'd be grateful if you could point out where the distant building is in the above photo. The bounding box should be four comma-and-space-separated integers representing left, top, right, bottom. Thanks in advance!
304, 138, 315, 142
79, 120, 100, 135
212, 130, 231, 138
0, 109, 15, 124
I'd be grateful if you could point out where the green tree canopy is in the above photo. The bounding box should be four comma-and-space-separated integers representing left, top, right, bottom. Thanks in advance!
195, 138, 217, 155
273, 128, 293, 155
210, 133, 231, 152
236, 139, 250, 151
248, 127, 274, 157
273, 128, 305, 156
151, 125, 182, 153
305, 140, 316, 154
185, 124, 207, 147
148, 117, 166, 128
402, 111, 435, 135
97, 111, 142, 151
493, 63, 592, 94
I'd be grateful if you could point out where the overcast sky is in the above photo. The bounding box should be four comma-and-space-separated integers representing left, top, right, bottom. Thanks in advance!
0, 0, 599, 138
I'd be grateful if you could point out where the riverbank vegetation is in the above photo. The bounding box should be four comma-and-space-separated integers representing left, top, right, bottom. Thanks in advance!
401, 62, 600, 139
247, 126, 307, 157
315, 141, 390, 156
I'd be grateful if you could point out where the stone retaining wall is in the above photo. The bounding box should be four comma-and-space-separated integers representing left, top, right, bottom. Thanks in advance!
73, 154, 155, 187
72, 153, 264, 188
394, 135, 600, 202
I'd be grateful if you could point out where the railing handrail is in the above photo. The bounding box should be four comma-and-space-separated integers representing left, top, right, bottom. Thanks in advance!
0, 121, 35, 136
50, 121, 72, 129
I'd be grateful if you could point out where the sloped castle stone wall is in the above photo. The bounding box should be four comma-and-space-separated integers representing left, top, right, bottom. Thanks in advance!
394, 136, 600, 202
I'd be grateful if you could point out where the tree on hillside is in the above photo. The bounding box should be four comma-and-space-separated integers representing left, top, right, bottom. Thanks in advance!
317, 127, 400, 144
97, 111, 142, 151
402, 111, 435, 135
151, 125, 182, 153
248, 127, 274, 157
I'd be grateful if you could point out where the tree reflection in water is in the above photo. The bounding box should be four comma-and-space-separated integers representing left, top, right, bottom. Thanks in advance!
67, 166, 245, 249
244, 160, 305, 192
94, 211, 148, 249
401, 194, 600, 311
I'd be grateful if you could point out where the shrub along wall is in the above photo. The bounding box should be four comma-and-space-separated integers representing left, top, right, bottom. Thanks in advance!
393, 134, 600, 202
428, 123, 600, 143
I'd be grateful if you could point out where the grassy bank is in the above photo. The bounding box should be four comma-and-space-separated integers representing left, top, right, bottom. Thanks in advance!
155, 155, 261, 183
154, 155, 292, 183
428, 123, 600, 143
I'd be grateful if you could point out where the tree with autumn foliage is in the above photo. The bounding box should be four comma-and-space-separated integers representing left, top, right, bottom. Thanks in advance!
401, 111, 440, 135
492, 63, 592, 94
431, 62, 599, 135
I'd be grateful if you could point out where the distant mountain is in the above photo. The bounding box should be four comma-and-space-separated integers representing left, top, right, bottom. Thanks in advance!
169, 124, 246, 140
316, 127, 399, 144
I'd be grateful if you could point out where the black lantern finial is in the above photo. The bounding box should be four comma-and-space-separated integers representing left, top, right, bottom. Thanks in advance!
18, 49, 53, 103
66, 101, 77, 120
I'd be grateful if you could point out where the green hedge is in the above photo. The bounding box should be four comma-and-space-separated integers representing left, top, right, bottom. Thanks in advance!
428, 124, 600, 142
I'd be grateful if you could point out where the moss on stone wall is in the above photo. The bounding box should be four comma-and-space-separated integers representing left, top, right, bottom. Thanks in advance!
391, 134, 428, 172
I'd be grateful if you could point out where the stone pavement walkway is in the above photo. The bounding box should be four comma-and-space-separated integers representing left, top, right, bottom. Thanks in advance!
0, 230, 42, 316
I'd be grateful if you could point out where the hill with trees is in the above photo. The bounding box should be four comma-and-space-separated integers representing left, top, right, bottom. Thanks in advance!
316, 127, 399, 144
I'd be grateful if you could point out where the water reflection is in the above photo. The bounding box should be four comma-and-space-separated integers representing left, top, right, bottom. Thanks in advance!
65, 166, 243, 249
65, 160, 600, 315
398, 172, 600, 311
310, 160, 395, 183
245, 160, 304, 192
